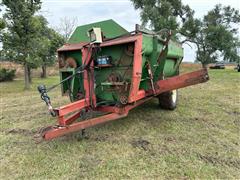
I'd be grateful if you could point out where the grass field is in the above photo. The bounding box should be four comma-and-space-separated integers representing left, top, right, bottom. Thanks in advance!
0, 68, 239, 179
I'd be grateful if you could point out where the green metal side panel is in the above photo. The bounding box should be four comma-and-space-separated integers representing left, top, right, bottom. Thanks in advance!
60, 51, 84, 101
140, 34, 164, 90
164, 59, 178, 77
60, 29, 183, 103
94, 44, 133, 103
167, 40, 184, 59
68, 19, 128, 43
140, 34, 183, 90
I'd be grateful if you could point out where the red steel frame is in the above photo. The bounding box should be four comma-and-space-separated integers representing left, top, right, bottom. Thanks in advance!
41, 34, 209, 140
128, 34, 143, 103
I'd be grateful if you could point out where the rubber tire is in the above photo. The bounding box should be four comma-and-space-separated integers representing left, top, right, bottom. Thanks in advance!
158, 90, 178, 110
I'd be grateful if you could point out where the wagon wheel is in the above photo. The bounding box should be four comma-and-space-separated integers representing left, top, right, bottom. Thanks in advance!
158, 89, 178, 110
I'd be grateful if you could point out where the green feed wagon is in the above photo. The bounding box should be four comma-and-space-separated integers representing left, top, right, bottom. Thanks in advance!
37, 19, 209, 141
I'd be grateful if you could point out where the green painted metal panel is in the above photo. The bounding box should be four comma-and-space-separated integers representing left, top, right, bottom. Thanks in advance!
94, 44, 133, 102
142, 34, 153, 55
140, 35, 154, 90
164, 59, 178, 77
60, 20, 184, 103
60, 51, 84, 101
68, 19, 128, 44
167, 40, 184, 58
140, 34, 183, 90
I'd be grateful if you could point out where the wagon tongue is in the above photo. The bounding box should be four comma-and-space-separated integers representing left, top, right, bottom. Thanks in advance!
34, 68, 209, 141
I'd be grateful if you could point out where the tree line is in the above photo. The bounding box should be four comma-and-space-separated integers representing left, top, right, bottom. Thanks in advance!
0, 0, 66, 89
0, 0, 240, 90
131, 0, 240, 67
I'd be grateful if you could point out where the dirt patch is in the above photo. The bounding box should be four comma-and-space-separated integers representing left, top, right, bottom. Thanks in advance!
92, 134, 109, 142
60, 129, 90, 142
233, 119, 240, 126
7, 128, 36, 136
224, 110, 240, 116
131, 138, 151, 151
80, 155, 102, 167
198, 154, 240, 169
164, 136, 176, 143
78, 154, 103, 176
232, 111, 240, 115
192, 117, 223, 129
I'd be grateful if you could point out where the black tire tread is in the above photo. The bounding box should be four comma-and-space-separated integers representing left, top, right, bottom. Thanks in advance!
158, 91, 177, 110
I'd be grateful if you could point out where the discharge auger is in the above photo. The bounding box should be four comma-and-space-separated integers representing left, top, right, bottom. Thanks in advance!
36, 20, 209, 141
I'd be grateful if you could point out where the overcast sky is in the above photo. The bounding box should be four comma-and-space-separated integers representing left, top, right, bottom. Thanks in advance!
40, 0, 240, 62
1, 0, 240, 61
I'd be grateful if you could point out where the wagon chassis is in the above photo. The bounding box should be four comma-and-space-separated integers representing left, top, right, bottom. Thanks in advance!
36, 33, 209, 141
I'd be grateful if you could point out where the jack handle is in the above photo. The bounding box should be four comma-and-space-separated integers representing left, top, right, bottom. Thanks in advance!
37, 85, 56, 117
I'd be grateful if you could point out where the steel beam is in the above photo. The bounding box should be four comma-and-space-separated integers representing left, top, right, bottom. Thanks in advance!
154, 68, 209, 95
55, 98, 89, 117
44, 113, 128, 140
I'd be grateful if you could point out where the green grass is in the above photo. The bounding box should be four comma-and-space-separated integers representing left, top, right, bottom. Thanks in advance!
0, 69, 239, 179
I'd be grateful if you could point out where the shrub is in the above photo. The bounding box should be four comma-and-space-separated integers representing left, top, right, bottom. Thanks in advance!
0, 68, 16, 82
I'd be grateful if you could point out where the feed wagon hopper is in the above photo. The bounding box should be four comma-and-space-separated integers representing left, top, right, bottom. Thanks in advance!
36, 20, 209, 141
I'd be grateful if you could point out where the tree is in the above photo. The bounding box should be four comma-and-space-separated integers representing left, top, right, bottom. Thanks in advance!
0, 10, 5, 60
1, 0, 42, 89
41, 29, 64, 78
0, 7, 5, 30
35, 16, 65, 78
0, 18, 5, 30
194, 5, 240, 66
130, 0, 200, 42
131, 1, 240, 67
56, 16, 78, 41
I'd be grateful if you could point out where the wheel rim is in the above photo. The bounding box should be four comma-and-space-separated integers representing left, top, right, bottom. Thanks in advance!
172, 90, 177, 103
